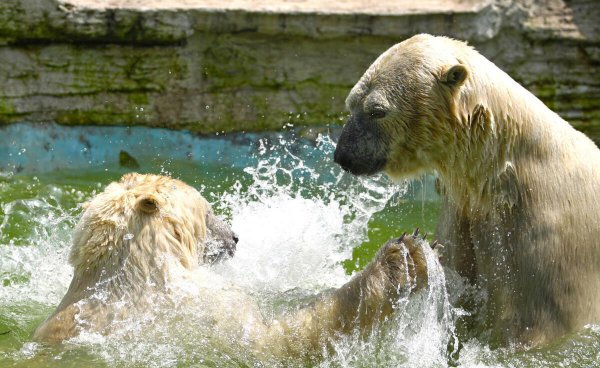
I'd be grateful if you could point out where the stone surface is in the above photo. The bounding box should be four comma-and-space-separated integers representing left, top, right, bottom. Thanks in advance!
0, 0, 598, 137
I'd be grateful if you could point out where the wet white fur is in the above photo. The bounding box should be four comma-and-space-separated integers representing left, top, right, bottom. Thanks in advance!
348, 34, 600, 346
33, 173, 428, 361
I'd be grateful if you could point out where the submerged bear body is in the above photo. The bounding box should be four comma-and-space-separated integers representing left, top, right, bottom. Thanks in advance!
34, 173, 433, 361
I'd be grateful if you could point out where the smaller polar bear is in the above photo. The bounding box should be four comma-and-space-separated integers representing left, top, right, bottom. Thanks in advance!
33, 173, 433, 360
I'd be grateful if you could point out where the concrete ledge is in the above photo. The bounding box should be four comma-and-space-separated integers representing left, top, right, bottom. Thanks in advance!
0, 0, 497, 44
0, 0, 599, 136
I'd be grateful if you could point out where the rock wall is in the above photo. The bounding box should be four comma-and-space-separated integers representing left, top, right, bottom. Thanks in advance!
0, 0, 598, 136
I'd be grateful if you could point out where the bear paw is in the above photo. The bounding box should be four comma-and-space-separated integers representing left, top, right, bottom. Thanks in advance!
376, 228, 440, 293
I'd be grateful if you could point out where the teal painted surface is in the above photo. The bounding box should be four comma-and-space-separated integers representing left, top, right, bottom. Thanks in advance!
1, 123, 260, 174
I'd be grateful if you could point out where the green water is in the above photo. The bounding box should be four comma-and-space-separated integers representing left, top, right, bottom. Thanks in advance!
0, 159, 442, 366
3, 167, 600, 367
1, 128, 600, 367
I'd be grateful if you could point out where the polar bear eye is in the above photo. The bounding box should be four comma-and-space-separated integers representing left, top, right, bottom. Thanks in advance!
370, 109, 387, 119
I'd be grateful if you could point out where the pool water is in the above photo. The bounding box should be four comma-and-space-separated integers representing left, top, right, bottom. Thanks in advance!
1, 124, 599, 367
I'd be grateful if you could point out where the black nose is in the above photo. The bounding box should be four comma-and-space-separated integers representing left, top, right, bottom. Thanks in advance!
333, 148, 350, 172
333, 146, 342, 164
233, 234, 239, 244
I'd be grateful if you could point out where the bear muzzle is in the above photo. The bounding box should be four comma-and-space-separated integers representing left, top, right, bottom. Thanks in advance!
334, 114, 388, 176
333, 145, 386, 176
204, 212, 238, 263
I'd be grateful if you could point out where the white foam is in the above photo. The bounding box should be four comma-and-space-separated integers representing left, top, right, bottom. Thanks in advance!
0, 185, 78, 307
0, 134, 470, 367
216, 194, 349, 292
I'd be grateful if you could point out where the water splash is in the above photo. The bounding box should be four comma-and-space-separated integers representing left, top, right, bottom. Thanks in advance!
317, 238, 458, 368
214, 133, 404, 292
2, 129, 597, 367
0, 132, 468, 367
0, 180, 80, 308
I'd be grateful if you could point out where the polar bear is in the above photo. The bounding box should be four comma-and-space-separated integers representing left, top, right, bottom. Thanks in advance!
32, 173, 238, 344
333, 34, 600, 347
33, 173, 431, 360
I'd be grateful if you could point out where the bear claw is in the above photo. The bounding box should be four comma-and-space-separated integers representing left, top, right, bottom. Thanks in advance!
412, 228, 420, 238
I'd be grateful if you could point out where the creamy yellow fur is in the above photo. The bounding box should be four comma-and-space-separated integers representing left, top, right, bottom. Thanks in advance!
33, 173, 430, 361
33, 173, 212, 343
344, 34, 600, 347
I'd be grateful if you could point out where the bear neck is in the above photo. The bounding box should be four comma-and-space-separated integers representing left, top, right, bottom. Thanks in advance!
62, 235, 196, 310
435, 53, 574, 214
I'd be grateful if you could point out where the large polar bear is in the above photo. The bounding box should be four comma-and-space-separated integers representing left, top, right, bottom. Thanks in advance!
333, 34, 600, 347
33, 173, 431, 361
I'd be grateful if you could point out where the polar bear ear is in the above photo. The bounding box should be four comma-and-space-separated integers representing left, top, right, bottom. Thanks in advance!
440, 64, 468, 86
136, 195, 159, 214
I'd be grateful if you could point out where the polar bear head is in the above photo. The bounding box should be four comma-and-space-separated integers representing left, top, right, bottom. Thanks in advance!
334, 34, 474, 179
68, 173, 238, 289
